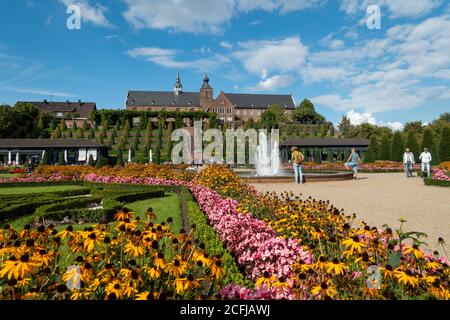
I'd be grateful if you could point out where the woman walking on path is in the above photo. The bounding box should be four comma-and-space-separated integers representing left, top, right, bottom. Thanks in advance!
419, 148, 432, 178
290, 147, 305, 185
344, 148, 361, 179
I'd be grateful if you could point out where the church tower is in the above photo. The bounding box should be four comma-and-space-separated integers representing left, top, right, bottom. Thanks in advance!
174, 70, 183, 95
199, 73, 213, 110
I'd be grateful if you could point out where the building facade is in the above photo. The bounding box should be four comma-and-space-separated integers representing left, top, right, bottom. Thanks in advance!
126, 72, 296, 124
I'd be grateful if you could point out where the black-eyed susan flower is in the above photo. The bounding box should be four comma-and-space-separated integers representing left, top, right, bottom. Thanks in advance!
326, 258, 348, 276
211, 259, 225, 280
311, 281, 336, 298
0, 254, 39, 280
124, 241, 145, 258
404, 244, 424, 259
166, 257, 187, 278
394, 270, 419, 288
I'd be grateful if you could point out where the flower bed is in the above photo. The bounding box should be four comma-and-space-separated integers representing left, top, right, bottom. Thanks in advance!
283, 161, 419, 173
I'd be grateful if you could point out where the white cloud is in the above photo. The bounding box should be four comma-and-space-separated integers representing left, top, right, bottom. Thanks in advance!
219, 41, 233, 49
233, 36, 308, 76
126, 47, 229, 71
0, 86, 76, 98
61, 0, 113, 28
121, 0, 325, 33
345, 110, 404, 131
339, 0, 443, 19
300, 65, 354, 83
248, 74, 294, 91
320, 33, 345, 49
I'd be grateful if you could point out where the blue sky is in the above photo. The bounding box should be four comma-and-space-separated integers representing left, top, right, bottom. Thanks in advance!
0, 0, 449, 128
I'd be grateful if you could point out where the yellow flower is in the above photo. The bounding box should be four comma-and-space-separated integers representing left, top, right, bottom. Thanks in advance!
146, 267, 161, 279
0, 254, 39, 280
342, 235, 366, 254
326, 259, 348, 276
394, 270, 419, 288
124, 241, 145, 258
136, 291, 158, 300
105, 279, 124, 299
311, 281, 336, 298
211, 259, 225, 280
404, 245, 424, 259
166, 257, 187, 278
82, 231, 104, 253
255, 272, 277, 288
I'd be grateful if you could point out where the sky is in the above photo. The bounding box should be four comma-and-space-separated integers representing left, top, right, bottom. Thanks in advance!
0, 0, 449, 129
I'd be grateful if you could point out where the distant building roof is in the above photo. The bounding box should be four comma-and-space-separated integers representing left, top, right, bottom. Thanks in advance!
281, 138, 370, 148
224, 93, 296, 110
0, 139, 106, 149
19, 101, 96, 119
126, 91, 200, 108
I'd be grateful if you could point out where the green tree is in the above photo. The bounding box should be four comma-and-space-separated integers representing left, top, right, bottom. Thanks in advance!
102, 120, 109, 131
338, 116, 354, 138
37, 114, 45, 130
76, 128, 85, 139
404, 121, 424, 134
52, 126, 62, 139
93, 121, 98, 131
165, 122, 174, 161
100, 126, 107, 138
57, 151, 65, 165
60, 119, 67, 131
87, 155, 95, 167
72, 121, 78, 131
41, 151, 50, 165
292, 99, 325, 124
405, 131, 420, 158
82, 120, 88, 131
421, 127, 434, 151
390, 131, 404, 162
99, 135, 104, 145
67, 128, 73, 139
115, 119, 121, 131
379, 135, 391, 160
314, 148, 322, 164
155, 119, 163, 164
327, 150, 334, 162
365, 135, 379, 163
88, 128, 96, 139
116, 151, 125, 166
439, 126, 450, 162
95, 155, 108, 168
138, 114, 147, 130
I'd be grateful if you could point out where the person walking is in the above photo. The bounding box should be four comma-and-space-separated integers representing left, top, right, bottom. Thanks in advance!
403, 148, 415, 178
419, 148, 432, 178
290, 147, 305, 185
344, 148, 361, 179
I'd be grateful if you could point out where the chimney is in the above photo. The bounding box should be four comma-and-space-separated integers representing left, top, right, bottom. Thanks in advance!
66, 100, 70, 105
43, 99, 48, 104
78, 99, 82, 105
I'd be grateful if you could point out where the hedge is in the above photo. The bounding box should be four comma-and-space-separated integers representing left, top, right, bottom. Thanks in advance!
184, 190, 251, 287
0, 196, 65, 223
84, 181, 180, 194
35, 196, 103, 218
424, 178, 450, 188
0, 181, 82, 188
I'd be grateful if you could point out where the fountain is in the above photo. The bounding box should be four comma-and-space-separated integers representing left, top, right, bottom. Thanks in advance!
255, 131, 280, 176
235, 131, 354, 183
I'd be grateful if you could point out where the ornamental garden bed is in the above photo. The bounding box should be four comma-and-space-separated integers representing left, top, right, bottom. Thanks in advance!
1, 164, 449, 300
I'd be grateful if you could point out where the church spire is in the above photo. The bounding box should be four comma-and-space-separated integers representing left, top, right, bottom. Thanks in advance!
201, 73, 211, 89
174, 69, 183, 95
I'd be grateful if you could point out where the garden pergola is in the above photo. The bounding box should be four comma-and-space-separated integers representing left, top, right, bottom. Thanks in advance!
280, 138, 370, 162
0, 139, 109, 165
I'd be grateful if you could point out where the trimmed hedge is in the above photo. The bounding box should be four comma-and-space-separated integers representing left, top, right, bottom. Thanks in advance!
0, 181, 82, 188
424, 178, 450, 188
35, 196, 103, 218
84, 181, 181, 193
184, 190, 251, 287
0, 196, 65, 223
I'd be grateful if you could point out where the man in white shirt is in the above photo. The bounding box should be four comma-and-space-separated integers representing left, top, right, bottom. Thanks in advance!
403, 148, 415, 178
419, 148, 432, 178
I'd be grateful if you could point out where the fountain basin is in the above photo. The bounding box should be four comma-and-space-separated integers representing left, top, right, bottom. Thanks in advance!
235, 169, 354, 183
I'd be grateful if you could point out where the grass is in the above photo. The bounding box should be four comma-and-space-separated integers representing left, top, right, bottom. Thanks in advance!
0, 185, 85, 195
0, 173, 22, 179
126, 193, 183, 233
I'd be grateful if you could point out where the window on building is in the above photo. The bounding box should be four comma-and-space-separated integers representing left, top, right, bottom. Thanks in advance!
55, 112, 63, 117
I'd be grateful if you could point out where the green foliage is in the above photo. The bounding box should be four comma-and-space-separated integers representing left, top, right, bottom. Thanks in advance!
424, 178, 450, 188
379, 135, 391, 160
314, 148, 322, 164
439, 126, 450, 162
37, 114, 45, 130
155, 119, 163, 164
82, 120, 88, 131
88, 128, 96, 139
87, 154, 95, 167
365, 135, 379, 163
390, 132, 404, 162
0, 103, 40, 138
72, 121, 78, 130
404, 121, 424, 134
76, 128, 85, 139
67, 128, 73, 138
338, 116, 354, 138
52, 126, 62, 139
260, 104, 288, 130
95, 155, 109, 168
406, 131, 420, 157
116, 150, 125, 166
293, 99, 325, 124
327, 150, 334, 162
57, 151, 65, 166
93, 121, 98, 131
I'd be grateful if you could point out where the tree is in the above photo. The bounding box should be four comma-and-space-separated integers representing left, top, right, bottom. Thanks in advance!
99, 135, 104, 145
41, 151, 50, 165
88, 128, 95, 139
338, 116, 354, 138
100, 126, 107, 138
57, 151, 65, 166
165, 122, 174, 161
379, 135, 391, 160
138, 114, 147, 130
405, 131, 419, 158
87, 154, 95, 167
67, 128, 73, 139
115, 119, 121, 131
421, 127, 434, 151
116, 151, 125, 166
76, 128, 85, 139
155, 119, 163, 164
390, 131, 404, 162
404, 121, 424, 134
96, 154, 109, 168
108, 135, 115, 147
314, 148, 322, 164
292, 99, 325, 124
82, 120, 88, 131
365, 135, 379, 163
37, 114, 45, 130
52, 126, 62, 139
59, 118, 67, 131
93, 121, 98, 131
72, 121, 78, 131
439, 126, 450, 162
439, 113, 450, 122
102, 120, 109, 132
327, 150, 334, 162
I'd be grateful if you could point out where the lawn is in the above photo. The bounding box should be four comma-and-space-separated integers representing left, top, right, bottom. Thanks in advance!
126, 193, 183, 233
0, 173, 22, 179
0, 185, 85, 195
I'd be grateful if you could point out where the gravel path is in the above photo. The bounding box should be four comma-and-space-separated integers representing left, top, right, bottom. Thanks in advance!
252, 173, 450, 255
